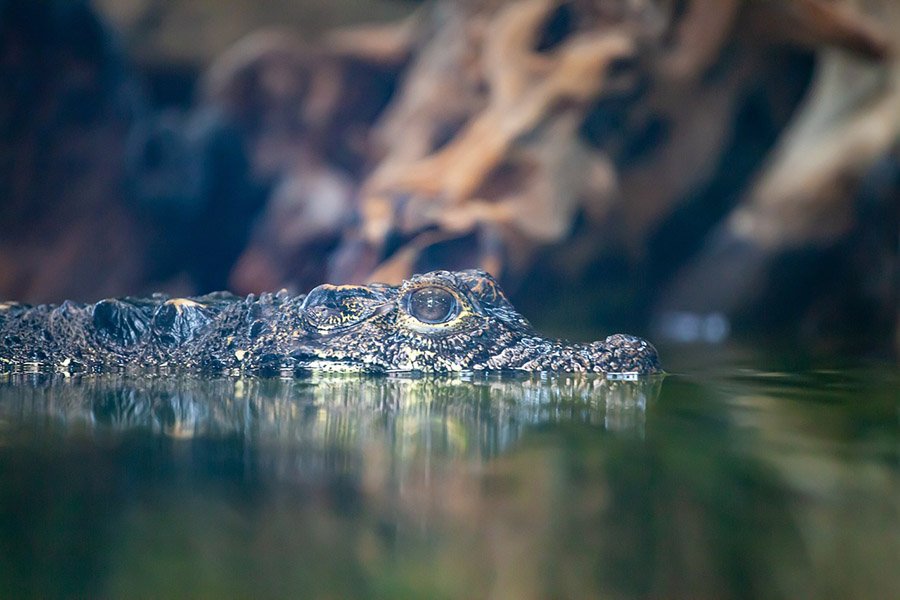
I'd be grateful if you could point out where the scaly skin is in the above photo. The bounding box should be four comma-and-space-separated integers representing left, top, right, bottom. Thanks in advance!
0, 270, 661, 375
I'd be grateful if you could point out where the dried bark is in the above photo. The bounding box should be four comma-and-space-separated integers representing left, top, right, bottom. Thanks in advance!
323, 0, 896, 347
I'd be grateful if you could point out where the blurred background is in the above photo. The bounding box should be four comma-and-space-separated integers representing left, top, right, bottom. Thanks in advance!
1, 0, 897, 355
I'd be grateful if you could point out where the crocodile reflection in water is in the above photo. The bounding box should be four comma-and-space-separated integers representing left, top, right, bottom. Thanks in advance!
0, 374, 662, 456
0, 270, 661, 375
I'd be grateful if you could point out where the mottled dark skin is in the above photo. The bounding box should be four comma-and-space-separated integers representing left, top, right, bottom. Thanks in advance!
0, 270, 661, 375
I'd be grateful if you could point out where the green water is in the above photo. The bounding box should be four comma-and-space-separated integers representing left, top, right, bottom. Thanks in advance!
0, 349, 897, 598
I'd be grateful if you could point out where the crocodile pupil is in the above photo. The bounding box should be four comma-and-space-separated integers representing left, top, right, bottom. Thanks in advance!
408, 287, 457, 324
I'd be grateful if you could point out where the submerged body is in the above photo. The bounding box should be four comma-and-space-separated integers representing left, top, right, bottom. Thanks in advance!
0, 270, 660, 375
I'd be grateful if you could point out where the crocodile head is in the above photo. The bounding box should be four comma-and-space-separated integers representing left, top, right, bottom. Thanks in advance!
291, 270, 661, 374
0, 269, 660, 376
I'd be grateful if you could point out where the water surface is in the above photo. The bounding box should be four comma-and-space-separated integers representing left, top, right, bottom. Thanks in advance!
0, 353, 897, 598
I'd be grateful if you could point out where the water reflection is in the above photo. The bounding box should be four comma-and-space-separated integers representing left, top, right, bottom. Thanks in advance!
0, 368, 897, 599
0, 373, 661, 454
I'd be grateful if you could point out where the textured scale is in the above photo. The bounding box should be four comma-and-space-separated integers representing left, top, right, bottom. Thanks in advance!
0, 270, 662, 375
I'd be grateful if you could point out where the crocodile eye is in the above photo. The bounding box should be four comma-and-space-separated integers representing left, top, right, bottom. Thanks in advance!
406, 287, 459, 324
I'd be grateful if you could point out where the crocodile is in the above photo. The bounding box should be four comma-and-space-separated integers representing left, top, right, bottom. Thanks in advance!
0, 270, 661, 375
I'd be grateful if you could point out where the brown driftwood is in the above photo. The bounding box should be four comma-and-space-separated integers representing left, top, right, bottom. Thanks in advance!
656, 0, 899, 341
318, 1, 888, 277
333, 0, 651, 283
212, 0, 896, 348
